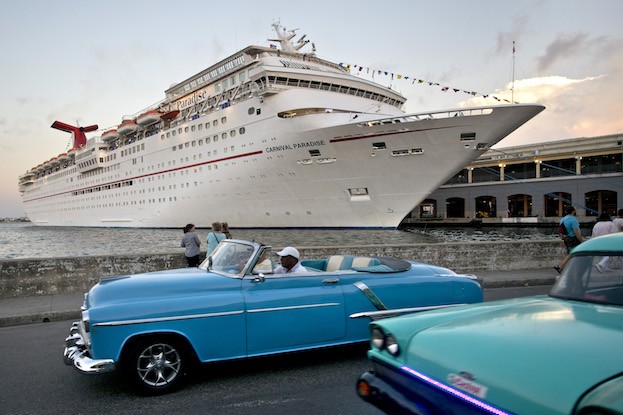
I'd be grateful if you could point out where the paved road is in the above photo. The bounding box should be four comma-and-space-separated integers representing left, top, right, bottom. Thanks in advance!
0, 285, 551, 415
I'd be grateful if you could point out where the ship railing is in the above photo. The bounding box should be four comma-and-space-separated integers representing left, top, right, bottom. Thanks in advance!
359, 107, 495, 127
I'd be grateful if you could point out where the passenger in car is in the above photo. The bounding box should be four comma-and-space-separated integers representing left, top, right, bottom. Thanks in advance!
274, 246, 308, 274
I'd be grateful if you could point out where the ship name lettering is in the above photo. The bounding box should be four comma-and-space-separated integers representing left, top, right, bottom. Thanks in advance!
266, 140, 325, 153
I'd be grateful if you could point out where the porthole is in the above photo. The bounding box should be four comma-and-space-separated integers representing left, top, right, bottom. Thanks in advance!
248, 107, 255, 115
221, 117, 227, 124
214, 135, 219, 142
222, 132, 227, 139
239, 127, 246, 134
230, 130, 236, 137
185, 127, 189, 133
213, 120, 218, 126
205, 123, 210, 129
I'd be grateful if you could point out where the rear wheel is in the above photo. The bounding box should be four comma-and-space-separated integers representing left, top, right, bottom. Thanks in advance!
123, 337, 190, 394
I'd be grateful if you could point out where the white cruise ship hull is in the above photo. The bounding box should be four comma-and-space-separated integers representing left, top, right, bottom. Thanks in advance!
21, 103, 543, 228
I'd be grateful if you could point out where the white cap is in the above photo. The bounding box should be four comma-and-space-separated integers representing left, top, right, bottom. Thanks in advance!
277, 246, 300, 259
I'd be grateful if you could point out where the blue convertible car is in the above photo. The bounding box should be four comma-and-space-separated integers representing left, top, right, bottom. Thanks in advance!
63, 239, 483, 394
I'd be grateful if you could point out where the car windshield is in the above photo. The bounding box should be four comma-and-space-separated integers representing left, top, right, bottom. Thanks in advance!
550, 254, 623, 306
200, 240, 256, 275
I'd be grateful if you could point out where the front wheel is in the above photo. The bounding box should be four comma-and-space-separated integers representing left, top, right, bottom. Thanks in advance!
123, 337, 189, 394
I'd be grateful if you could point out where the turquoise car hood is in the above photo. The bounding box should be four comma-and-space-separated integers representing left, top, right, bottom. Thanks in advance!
398, 296, 623, 415
86, 268, 242, 322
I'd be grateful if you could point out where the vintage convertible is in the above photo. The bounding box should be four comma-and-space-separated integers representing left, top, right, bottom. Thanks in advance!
63, 239, 483, 394
357, 232, 623, 415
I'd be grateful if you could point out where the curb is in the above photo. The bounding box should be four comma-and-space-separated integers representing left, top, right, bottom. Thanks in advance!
0, 310, 81, 328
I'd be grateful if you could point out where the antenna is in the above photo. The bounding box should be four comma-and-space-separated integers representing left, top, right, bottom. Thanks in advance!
511, 41, 516, 103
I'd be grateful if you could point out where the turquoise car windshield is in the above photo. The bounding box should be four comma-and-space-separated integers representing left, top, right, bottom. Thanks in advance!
550, 254, 623, 306
201, 241, 256, 275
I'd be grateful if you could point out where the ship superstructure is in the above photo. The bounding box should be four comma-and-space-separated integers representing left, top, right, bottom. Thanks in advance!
19, 22, 544, 228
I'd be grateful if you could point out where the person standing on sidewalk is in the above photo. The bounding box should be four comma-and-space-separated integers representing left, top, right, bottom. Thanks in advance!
555, 206, 584, 273
181, 224, 201, 267
592, 212, 619, 272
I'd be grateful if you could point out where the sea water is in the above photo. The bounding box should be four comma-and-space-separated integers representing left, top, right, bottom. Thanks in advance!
0, 222, 557, 259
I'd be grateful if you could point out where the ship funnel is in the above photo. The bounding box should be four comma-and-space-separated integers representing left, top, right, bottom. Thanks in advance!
51, 121, 98, 149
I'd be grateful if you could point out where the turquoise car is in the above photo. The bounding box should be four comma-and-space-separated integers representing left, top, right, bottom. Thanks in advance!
357, 232, 623, 415
63, 239, 483, 394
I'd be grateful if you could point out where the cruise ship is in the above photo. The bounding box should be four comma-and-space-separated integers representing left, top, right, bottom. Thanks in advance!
18, 23, 544, 228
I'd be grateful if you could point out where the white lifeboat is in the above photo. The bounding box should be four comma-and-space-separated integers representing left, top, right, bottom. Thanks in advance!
102, 129, 120, 142
118, 120, 138, 135
49, 157, 60, 166
58, 153, 69, 162
137, 109, 161, 126
67, 148, 77, 158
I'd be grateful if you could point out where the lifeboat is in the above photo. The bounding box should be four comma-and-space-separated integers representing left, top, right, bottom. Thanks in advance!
137, 109, 161, 126
49, 157, 60, 166
102, 129, 120, 142
118, 120, 138, 135
58, 153, 69, 162
160, 110, 180, 121
68, 148, 77, 157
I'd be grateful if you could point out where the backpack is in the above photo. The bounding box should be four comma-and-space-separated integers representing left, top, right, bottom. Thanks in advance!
557, 220, 568, 237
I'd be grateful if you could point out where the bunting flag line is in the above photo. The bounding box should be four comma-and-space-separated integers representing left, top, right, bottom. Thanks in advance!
338, 63, 515, 104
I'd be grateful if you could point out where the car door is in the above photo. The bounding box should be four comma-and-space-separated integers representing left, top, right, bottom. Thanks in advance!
242, 271, 346, 356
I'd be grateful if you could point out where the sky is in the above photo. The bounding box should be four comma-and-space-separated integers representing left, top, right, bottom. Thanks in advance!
1, 0, 622, 217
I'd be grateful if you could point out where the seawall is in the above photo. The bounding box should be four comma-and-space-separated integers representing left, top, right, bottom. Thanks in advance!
0, 240, 563, 299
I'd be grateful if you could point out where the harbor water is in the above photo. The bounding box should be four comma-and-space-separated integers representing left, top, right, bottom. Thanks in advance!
0, 223, 558, 260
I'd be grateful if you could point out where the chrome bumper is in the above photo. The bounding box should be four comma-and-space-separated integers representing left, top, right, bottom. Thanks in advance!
63, 321, 115, 374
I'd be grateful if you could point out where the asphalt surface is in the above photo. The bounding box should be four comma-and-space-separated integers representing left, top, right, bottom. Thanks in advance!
0, 268, 557, 327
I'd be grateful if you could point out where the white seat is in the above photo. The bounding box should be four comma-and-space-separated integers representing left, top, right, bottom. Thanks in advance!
352, 257, 372, 268
325, 255, 345, 272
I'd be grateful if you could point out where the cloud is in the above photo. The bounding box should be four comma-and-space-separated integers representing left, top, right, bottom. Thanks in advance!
536, 32, 590, 74
494, 14, 529, 57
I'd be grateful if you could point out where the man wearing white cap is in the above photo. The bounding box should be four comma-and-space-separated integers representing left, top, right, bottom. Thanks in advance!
274, 246, 308, 274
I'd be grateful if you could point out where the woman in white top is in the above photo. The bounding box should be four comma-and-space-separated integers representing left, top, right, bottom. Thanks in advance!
592, 212, 619, 272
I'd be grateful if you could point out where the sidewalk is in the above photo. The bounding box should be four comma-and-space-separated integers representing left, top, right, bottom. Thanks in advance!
0, 268, 558, 328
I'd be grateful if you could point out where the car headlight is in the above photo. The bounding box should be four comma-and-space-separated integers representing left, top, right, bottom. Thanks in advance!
370, 326, 401, 357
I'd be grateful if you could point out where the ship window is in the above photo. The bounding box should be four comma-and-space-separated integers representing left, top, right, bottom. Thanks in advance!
205, 122, 210, 129
460, 133, 476, 141
248, 107, 255, 115
172, 130, 176, 136
222, 133, 227, 139
198, 124, 203, 130
239, 72, 245, 82
214, 135, 218, 142
230, 130, 236, 137
239, 127, 246, 134
178, 128, 183, 134
185, 127, 189, 133
213, 120, 218, 126
199, 139, 203, 145
230, 76, 235, 85
191, 125, 195, 132
372, 142, 386, 150
309, 149, 321, 157
221, 117, 227, 124
256, 108, 261, 115
178, 144, 183, 150
185, 143, 189, 148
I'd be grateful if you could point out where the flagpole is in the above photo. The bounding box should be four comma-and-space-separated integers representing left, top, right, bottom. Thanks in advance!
511, 41, 516, 103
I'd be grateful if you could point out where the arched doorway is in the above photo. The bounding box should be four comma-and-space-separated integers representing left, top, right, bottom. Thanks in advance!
508, 194, 532, 217
475, 196, 496, 218
585, 190, 617, 216
446, 197, 465, 218
544, 192, 572, 217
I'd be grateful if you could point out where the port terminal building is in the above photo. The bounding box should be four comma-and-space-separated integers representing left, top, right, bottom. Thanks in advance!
402, 133, 623, 226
